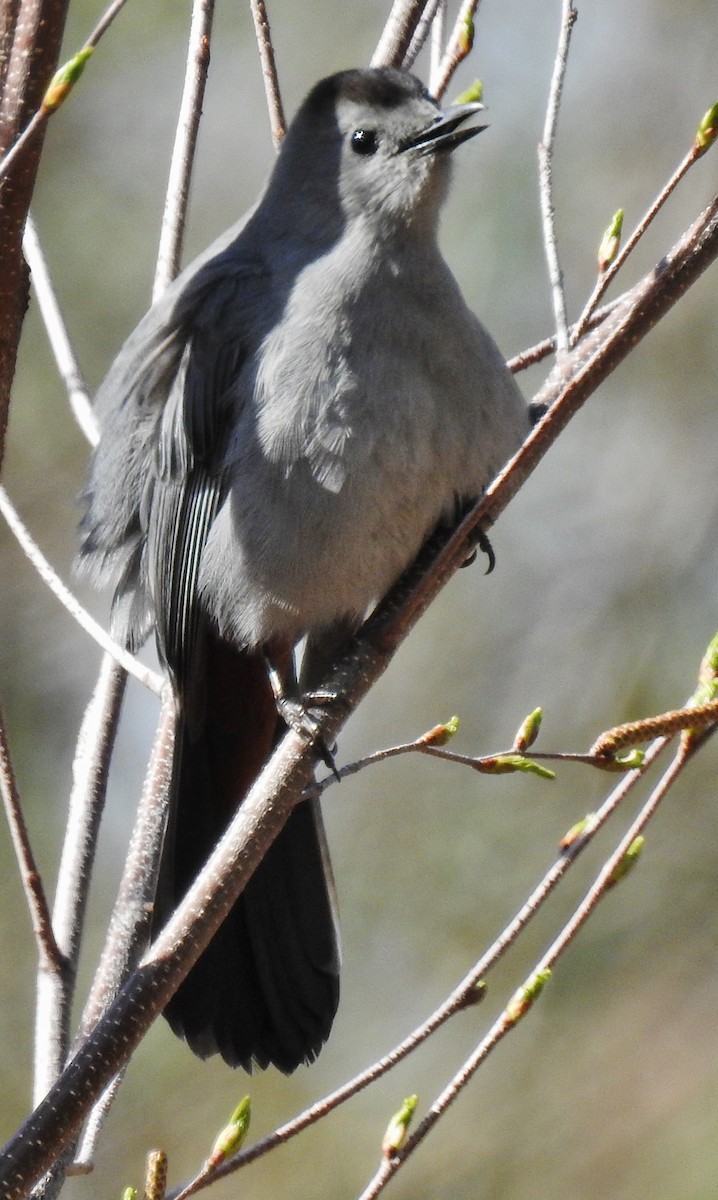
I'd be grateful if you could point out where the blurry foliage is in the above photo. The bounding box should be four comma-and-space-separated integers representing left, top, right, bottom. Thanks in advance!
1, 2, 718, 1199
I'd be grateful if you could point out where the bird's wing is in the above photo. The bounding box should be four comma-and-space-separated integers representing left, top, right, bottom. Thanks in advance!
146, 265, 265, 705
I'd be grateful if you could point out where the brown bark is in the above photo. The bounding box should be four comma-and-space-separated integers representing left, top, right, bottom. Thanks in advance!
0, 0, 70, 470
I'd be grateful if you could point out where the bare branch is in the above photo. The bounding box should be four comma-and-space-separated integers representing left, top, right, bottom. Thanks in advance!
22, 213, 96, 445
507, 296, 624, 375
249, 0, 286, 149
0, 0, 71, 471
537, 0, 577, 359
0, 698, 64, 976
402, 0, 442, 72
33, 659, 126, 1107
429, 0, 446, 88
153, 0, 216, 299
371, 0, 428, 69
573, 123, 716, 342
73, 692, 175, 1170
431, 0, 482, 100
0, 0, 131, 188
0, 486, 164, 695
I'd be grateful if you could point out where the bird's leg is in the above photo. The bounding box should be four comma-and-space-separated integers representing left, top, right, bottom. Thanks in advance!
262, 643, 341, 778
451, 496, 496, 573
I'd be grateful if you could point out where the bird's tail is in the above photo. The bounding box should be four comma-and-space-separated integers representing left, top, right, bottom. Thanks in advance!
154, 636, 340, 1072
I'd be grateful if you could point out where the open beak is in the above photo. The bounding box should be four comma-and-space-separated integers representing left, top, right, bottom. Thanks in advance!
400, 102, 487, 155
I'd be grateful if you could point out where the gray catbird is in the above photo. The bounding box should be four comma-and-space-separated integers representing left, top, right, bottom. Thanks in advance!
79, 67, 530, 1072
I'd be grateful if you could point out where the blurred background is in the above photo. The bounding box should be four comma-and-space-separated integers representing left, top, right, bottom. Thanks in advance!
2, 1, 718, 1197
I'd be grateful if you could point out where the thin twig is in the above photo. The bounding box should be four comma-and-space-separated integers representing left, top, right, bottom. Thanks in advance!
70, 1076, 122, 1177
33, 658, 126, 1108
0, 699, 64, 975
249, 0, 285, 148
153, 0, 215, 299
573, 141, 710, 344
431, 0, 482, 100
22, 213, 97, 445
429, 0, 446, 88
403, 0, 442, 72
0, 485, 163, 695
73, 692, 175, 1170
506, 296, 623, 374
357, 737, 693, 1199
0, 0, 131, 187
537, 0, 576, 359
371, 0, 428, 69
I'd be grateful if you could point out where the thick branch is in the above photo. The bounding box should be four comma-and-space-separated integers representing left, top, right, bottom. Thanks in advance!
0, 0, 70, 470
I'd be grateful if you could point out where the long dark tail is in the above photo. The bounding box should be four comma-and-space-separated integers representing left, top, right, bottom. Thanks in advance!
154, 635, 340, 1072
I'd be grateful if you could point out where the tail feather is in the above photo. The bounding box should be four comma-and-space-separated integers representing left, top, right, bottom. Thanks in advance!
154, 635, 340, 1072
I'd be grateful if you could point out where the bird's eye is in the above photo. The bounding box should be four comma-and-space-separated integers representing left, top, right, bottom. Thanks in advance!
351, 128, 379, 156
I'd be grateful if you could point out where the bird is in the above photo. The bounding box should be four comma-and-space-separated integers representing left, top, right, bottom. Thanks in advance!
78, 66, 530, 1072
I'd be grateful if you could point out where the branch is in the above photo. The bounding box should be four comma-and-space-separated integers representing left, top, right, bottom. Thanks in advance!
0, 698, 63, 976
537, 0, 576, 358
403, 0, 442, 73
573, 102, 718, 343
32, 659, 126, 1107
371, 0, 428, 69
22, 213, 97, 445
249, 0, 286, 148
0, 0, 131, 189
72, 692, 176, 1172
0, 0, 71, 469
431, 0, 482, 100
153, 0, 216, 299
0, 486, 164, 695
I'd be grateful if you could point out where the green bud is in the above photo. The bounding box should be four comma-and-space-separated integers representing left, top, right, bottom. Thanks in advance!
382, 1094, 418, 1158
559, 813, 596, 852
480, 754, 555, 780
594, 748, 645, 772
420, 715, 459, 746
454, 80, 483, 106
694, 102, 718, 154
207, 1096, 251, 1168
458, 13, 475, 55
691, 629, 718, 705
606, 836, 645, 887
122, 1190, 137, 1200
506, 969, 551, 1023
683, 634, 718, 748
514, 707, 543, 752
42, 48, 94, 112
598, 209, 624, 271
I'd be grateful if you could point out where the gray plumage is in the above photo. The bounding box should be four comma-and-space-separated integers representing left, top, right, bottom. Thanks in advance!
79, 67, 529, 1071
